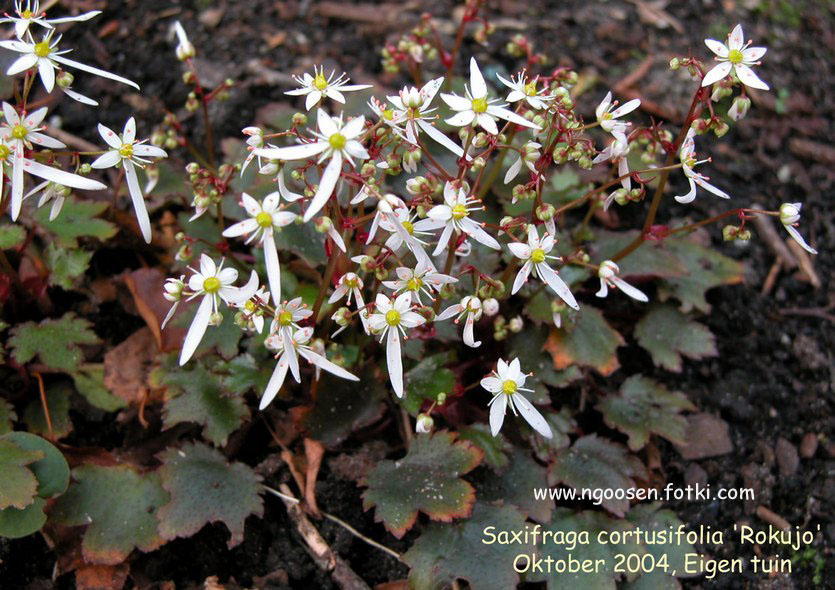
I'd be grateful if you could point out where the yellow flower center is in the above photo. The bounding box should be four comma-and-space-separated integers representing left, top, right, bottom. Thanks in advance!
33, 41, 51, 58
11, 124, 27, 140
21, 10, 32, 19
451, 204, 468, 220
401, 220, 414, 235
382, 109, 394, 120
119, 143, 134, 158
471, 97, 488, 113
245, 300, 256, 312
531, 248, 546, 264
203, 276, 221, 293
502, 380, 517, 395
0, 144, 9, 160
524, 82, 537, 96
602, 112, 613, 121
345, 276, 359, 288
256, 211, 273, 228
329, 132, 346, 150
385, 309, 401, 326
728, 49, 744, 64
313, 73, 328, 91
278, 310, 294, 326
406, 277, 422, 292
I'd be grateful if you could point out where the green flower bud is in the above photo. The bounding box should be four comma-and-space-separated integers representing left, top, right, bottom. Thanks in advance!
292, 112, 308, 126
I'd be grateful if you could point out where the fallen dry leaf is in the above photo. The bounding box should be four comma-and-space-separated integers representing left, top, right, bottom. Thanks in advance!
124, 268, 184, 351
103, 327, 157, 406
76, 563, 130, 590
304, 438, 325, 518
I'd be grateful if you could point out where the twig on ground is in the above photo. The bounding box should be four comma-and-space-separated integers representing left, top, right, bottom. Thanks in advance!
756, 505, 791, 531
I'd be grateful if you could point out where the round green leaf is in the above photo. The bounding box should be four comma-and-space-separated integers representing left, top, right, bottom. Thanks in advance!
0, 497, 47, 538
2, 431, 70, 498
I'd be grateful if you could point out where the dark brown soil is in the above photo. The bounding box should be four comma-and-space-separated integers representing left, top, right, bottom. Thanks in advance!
0, 1, 832, 589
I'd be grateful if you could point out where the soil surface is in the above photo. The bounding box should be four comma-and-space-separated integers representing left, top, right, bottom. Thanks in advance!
0, 1, 832, 589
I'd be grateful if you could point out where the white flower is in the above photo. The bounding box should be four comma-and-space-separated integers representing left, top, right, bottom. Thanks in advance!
222, 192, 296, 303
381, 207, 436, 259
24, 180, 68, 220
260, 326, 359, 410
0, 1, 101, 40
441, 58, 540, 135
424, 181, 500, 256
91, 118, 167, 243
230, 285, 270, 334
702, 24, 769, 91
508, 225, 578, 310
386, 77, 465, 158
255, 110, 368, 222
481, 358, 551, 438
437, 295, 483, 348
285, 65, 372, 111
0, 104, 105, 220
382, 261, 458, 305
674, 129, 730, 204
368, 292, 426, 397
173, 21, 195, 60
177, 255, 255, 366
161, 275, 186, 330
271, 297, 314, 365
593, 134, 632, 210
595, 260, 649, 302
415, 413, 433, 434
504, 141, 542, 184
0, 30, 138, 97
779, 203, 817, 255
482, 297, 500, 317
496, 72, 555, 110
595, 91, 641, 136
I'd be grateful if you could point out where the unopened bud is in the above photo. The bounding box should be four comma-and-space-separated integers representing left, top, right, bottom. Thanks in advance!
56, 71, 74, 89
314, 216, 333, 234
292, 112, 308, 126
669, 57, 681, 71
416, 413, 434, 433
483, 298, 500, 316
508, 316, 523, 333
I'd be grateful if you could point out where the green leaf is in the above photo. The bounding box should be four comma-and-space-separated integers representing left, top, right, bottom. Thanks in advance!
402, 352, 456, 415
191, 306, 243, 360
478, 447, 552, 523
404, 503, 534, 590
162, 363, 249, 447
156, 442, 263, 548
626, 503, 699, 581
545, 307, 625, 376
0, 398, 16, 435
34, 197, 117, 247
45, 242, 93, 290
296, 368, 386, 448
0, 497, 47, 538
362, 431, 482, 538
594, 231, 687, 279
72, 367, 128, 412
273, 222, 326, 267
51, 464, 168, 565
0, 224, 25, 249
531, 508, 647, 589
24, 383, 73, 439
9, 313, 99, 372
662, 238, 744, 313
459, 425, 509, 471
597, 376, 696, 451
634, 305, 717, 373
550, 435, 647, 517
1, 431, 70, 498
0, 439, 42, 510
215, 353, 273, 396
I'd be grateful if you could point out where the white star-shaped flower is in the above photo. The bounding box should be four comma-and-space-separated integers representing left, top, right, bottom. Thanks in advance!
260, 326, 359, 410
496, 72, 555, 110
436, 295, 484, 348
702, 24, 769, 91
481, 358, 552, 438
674, 129, 730, 204
91, 118, 167, 243
223, 192, 297, 303
595, 91, 641, 138
382, 261, 458, 305
779, 203, 817, 255
596, 260, 648, 302
255, 110, 368, 222
368, 292, 426, 397
424, 181, 500, 256
0, 103, 105, 220
0, 0, 101, 40
441, 58, 540, 136
508, 225, 578, 310
386, 77, 465, 158
285, 65, 372, 111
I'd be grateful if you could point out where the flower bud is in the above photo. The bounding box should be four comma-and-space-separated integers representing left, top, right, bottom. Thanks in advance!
176, 41, 196, 61
438, 282, 457, 299
728, 96, 751, 122
669, 57, 681, 71
332, 307, 351, 326
165, 136, 179, 150
78, 163, 92, 175
163, 277, 185, 302
374, 267, 388, 281
185, 162, 200, 175
713, 120, 729, 138
473, 132, 489, 148
175, 244, 193, 262
469, 156, 486, 172
259, 162, 278, 176
779, 203, 800, 225
56, 71, 74, 89
314, 216, 333, 234
483, 298, 500, 317
416, 413, 434, 433
292, 112, 308, 126
209, 311, 223, 326
536, 203, 555, 222
508, 316, 523, 333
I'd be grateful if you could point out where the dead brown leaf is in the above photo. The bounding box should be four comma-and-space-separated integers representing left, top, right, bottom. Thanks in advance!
76, 563, 130, 590
124, 268, 184, 351
103, 327, 157, 406
304, 438, 325, 518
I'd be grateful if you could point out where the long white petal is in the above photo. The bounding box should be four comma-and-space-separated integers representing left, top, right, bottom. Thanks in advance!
513, 394, 552, 438
784, 225, 818, 255
303, 151, 341, 222
11, 144, 24, 220
386, 328, 403, 397
7, 53, 38, 76
612, 277, 649, 302
51, 55, 139, 89
124, 160, 152, 243
489, 395, 507, 436
511, 260, 532, 295
264, 232, 282, 303
260, 354, 290, 410
468, 57, 487, 99
463, 312, 481, 348
97, 123, 123, 148
299, 349, 359, 381
460, 217, 500, 250
24, 159, 106, 191
255, 141, 327, 161
538, 263, 579, 310
90, 150, 121, 169
416, 119, 464, 158
179, 295, 213, 365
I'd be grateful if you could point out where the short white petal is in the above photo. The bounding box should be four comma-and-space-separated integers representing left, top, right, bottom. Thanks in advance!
701, 61, 733, 87
489, 395, 507, 436
733, 64, 769, 91
469, 57, 487, 99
